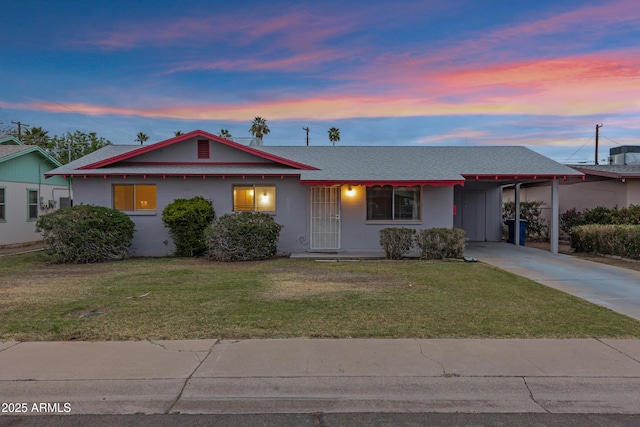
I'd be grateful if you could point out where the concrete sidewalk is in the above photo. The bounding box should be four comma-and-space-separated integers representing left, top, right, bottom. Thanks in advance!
1, 339, 640, 416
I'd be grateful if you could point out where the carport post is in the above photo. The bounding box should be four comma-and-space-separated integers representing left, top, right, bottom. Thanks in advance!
551, 179, 559, 254
514, 183, 521, 246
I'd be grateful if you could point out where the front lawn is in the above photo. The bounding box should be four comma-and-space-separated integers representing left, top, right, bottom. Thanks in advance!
1, 253, 639, 341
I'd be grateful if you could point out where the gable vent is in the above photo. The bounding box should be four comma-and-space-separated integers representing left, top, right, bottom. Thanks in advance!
197, 140, 210, 159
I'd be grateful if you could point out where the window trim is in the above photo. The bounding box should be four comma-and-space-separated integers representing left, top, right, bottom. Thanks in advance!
365, 185, 422, 223
0, 187, 6, 222
232, 184, 276, 213
27, 188, 39, 222
113, 184, 157, 215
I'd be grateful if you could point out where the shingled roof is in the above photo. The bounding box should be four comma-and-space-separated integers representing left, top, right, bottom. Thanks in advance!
570, 164, 640, 179
46, 130, 582, 184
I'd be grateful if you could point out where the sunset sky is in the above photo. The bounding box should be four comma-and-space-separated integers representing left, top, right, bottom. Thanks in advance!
2, 0, 640, 163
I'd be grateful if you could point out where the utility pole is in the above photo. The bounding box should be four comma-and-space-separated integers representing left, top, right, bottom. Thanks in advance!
595, 123, 603, 165
11, 121, 29, 141
302, 127, 309, 146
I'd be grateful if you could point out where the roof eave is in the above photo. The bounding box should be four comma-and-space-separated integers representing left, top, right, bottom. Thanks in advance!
77, 130, 318, 171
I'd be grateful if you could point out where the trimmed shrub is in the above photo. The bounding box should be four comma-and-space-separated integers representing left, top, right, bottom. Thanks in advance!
570, 224, 640, 260
560, 207, 586, 234
205, 211, 282, 261
162, 196, 215, 257
379, 228, 415, 260
502, 200, 548, 239
415, 228, 467, 260
36, 205, 135, 263
561, 205, 640, 234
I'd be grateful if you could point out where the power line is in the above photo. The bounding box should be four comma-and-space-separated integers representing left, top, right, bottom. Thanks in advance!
2, 74, 136, 142
563, 135, 593, 163
602, 135, 624, 146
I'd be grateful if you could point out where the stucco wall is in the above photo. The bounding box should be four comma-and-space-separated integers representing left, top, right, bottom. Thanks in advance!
627, 179, 640, 206
0, 181, 71, 246
339, 184, 453, 250
127, 138, 272, 164
72, 176, 308, 256
72, 177, 456, 256
503, 179, 633, 216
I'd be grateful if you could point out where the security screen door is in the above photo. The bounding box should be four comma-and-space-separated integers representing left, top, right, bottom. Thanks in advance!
310, 186, 341, 250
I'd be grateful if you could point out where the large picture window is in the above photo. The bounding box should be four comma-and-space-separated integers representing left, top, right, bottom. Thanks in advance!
27, 189, 38, 221
113, 184, 156, 212
0, 188, 5, 221
366, 185, 421, 221
233, 185, 276, 212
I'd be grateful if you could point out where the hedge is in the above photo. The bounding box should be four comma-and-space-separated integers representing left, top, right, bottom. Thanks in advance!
379, 228, 415, 259
162, 196, 215, 257
36, 205, 135, 263
570, 224, 640, 260
415, 228, 466, 260
205, 211, 282, 261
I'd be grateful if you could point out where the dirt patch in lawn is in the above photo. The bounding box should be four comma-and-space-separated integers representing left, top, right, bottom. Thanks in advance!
263, 265, 413, 299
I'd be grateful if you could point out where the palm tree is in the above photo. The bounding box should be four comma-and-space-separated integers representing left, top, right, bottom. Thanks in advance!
135, 132, 149, 145
249, 116, 270, 140
219, 129, 232, 138
328, 127, 340, 146
174, 130, 183, 136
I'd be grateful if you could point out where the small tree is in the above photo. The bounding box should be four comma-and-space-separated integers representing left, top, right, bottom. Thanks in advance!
174, 130, 184, 136
219, 129, 232, 138
162, 197, 215, 256
328, 127, 340, 146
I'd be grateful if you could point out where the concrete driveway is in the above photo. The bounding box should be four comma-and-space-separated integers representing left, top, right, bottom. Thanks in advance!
465, 242, 640, 321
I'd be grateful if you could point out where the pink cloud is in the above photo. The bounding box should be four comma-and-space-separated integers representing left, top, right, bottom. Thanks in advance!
164, 49, 350, 74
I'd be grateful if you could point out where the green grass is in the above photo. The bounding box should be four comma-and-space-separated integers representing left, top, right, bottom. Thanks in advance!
1, 254, 640, 341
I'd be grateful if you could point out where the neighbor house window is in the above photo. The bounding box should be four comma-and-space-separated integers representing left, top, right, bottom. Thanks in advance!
113, 184, 157, 212
197, 140, 210, 159
366, 185, 421, 221
0, 188, 5, 221
233, 185, 276, 212
27, 189, 38, 221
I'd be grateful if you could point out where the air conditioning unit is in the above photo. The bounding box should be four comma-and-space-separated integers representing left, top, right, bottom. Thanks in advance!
609, 146, 640, 165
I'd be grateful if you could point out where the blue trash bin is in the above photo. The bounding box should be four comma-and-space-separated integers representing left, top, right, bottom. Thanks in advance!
506, 219, 527, 246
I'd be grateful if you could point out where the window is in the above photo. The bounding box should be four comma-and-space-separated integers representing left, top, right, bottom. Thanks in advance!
113, 184, 156, 212
366, 185, 420, 221
27, 189, 38, 221
0, 188, 5, 221
197, 140, 210, 159
233, 185, 276, 212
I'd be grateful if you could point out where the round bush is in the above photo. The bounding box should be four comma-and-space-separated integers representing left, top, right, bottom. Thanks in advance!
205, 211, 282, 261
162, 196, 215, 257
36, 205, 135, 263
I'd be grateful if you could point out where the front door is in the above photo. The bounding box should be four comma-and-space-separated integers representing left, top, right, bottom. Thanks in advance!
310, 186, 341, 250
462, 191, 486, 241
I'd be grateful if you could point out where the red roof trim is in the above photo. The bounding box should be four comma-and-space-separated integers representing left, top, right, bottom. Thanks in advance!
122, 161, 280, 167
77, 130, 318, 171
45, 172, 301, 179
301, 180, 464, 187
571, 168, 640, 179
461, 174, 582, 181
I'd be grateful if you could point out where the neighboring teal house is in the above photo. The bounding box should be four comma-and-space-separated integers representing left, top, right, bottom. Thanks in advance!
0, 135, 71, 247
